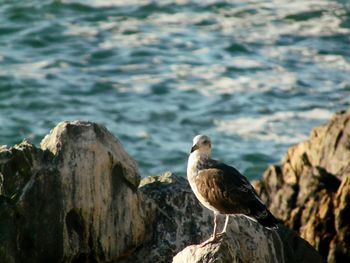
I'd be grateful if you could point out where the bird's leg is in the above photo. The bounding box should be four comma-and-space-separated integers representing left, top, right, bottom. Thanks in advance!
221, 215, 230, 233
201, 212, 220, 246
212, 212, 219, 239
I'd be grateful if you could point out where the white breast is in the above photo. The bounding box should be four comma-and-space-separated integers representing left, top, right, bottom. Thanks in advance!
187, 153, 220, 214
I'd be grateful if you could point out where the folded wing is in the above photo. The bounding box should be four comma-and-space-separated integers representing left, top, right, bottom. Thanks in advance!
195, 161, 278, 228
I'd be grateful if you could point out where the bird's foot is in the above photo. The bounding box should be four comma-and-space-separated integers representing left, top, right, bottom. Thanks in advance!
216, 232, 225, 239
200, 233, 224, 247
220, 229, 227, 234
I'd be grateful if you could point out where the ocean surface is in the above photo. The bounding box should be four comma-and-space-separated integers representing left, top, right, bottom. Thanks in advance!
0, 0, 349, 179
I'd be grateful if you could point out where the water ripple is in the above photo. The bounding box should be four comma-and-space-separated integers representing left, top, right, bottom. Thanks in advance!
0, 0, 349, 178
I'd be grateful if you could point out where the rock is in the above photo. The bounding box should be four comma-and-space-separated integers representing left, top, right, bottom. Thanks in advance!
329, 175, 350, 263
173, 234, 242, 263
254, 108, 350, 262
0, 119, 333, 263
0, 121, 147, 262
128, 172, 323, 263
172, 215, 280, 263
172, 210, 325, 263
123, 172, 213, 263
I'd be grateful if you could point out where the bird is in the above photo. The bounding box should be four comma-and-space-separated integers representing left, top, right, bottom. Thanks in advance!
187, 134, 278, 242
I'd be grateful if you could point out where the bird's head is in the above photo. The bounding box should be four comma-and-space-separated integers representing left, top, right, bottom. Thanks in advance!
190, 134, 212, 156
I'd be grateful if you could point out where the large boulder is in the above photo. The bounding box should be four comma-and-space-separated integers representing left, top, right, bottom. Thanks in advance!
0, 121, 147, 263
172, 215, 283, 263
133, 173, 324, 263
173, 217, 324, 263
254, 108, 350, 262
0, 119, 331, 263
122, 172, 213, 263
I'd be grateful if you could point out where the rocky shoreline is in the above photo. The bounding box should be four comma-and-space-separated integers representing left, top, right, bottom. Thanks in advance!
1, 108, 349, 263
253, 108, 350, 262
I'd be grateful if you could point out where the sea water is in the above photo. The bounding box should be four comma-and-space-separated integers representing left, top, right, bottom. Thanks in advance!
0, 0, 349, 178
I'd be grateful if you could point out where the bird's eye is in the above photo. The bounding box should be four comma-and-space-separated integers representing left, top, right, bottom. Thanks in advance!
203, 140, 209, 144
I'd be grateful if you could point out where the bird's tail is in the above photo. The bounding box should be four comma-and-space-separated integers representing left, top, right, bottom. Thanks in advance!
256, 210, 279, 229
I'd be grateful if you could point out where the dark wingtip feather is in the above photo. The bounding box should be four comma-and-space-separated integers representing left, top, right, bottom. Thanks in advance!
257, 211, 280, 229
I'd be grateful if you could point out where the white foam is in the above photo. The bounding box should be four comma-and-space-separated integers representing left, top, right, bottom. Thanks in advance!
62, 0, 151, 7
315, 54, 350, 71
65, 24, 98, 37
175, 68, 298, 96
215, 109, 332, 144
66, 0, 226, 8
0, 60, 52, 79
297, 109, 333, 120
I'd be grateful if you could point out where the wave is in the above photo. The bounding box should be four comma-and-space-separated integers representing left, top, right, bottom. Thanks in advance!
215, 109, 333, 144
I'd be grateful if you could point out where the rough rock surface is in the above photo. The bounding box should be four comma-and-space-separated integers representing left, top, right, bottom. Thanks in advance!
172, 208, 325, 263
172, 215, 282, 263
133, 172, 324, 263
173, 234, 243, 263
254, 108, 350, 263
0, 121, 147, 263
122, 172, 214, 263
0, 120, 331, 263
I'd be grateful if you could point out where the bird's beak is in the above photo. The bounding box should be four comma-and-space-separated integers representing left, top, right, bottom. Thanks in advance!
190, 144, 199, 153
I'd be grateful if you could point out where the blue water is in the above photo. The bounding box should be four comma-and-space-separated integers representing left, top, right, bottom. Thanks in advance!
0, 0, 349, 179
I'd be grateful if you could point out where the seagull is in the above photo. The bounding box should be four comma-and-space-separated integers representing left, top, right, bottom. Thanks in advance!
187, 134, 278, 242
